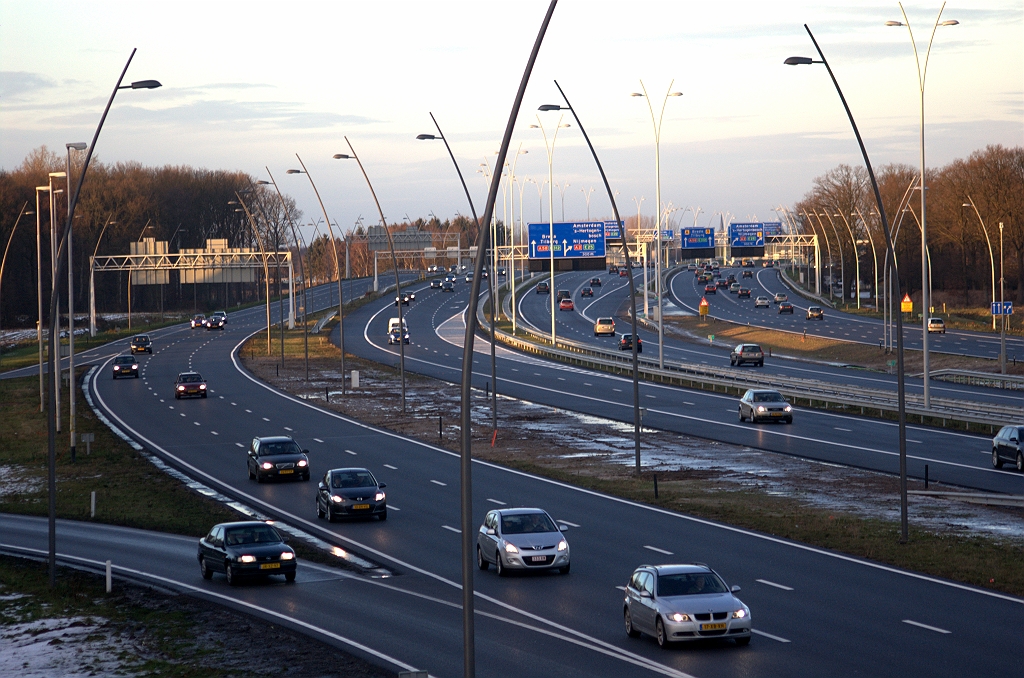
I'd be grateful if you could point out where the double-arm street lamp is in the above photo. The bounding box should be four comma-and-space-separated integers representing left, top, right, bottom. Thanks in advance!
631, 82, 682, 369
89, 216, 115, 336
833, 210, 861, 309
65, 142, 87, 463
229, 194, 272, 354
962, 196, 998, 335
530, 115, 570, 344
785, 26, 910, 542
887, 3, 958, 408
257, 172, 304, 369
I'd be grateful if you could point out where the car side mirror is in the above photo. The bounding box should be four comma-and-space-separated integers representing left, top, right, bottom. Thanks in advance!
730, 585, 741, 593
639, 590, 652, 599
558, 525, 566, 531
318, 482, 326, 490
486, 528, 496, 536
378, 483, 386, 489
302, 449, 310, 455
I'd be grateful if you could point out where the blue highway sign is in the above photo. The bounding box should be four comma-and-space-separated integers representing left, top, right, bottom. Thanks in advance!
992, 301, 1014, 315
528, 221, 607, 259
604, 221, 623, 240
729, 222, 765, 247
681, 228, 715, 249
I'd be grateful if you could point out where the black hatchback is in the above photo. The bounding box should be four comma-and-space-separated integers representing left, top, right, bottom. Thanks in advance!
992, 426, 1024, 471
618, 334, 642, 353
197, 521, 296, 585
316, 467, 388, 522
112, 355, 139, 379
247, 436, 310, 482
130, 335, 152, 354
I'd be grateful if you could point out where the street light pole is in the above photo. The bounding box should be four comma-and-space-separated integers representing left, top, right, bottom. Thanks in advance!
834, 210, 860, 309
65, 142, 87, 463
89, 216, 115, 337
530, 115, 570, 345
887, 3, 958, 408
230, 195, 272, 354
1000, 222, 1006, 374
581, 186, 594, 221
962, 197, 996, 331
633, 196, 648, 318
35, 186, 50, 413
0, 203, 34, 370
632, 82, 682, 369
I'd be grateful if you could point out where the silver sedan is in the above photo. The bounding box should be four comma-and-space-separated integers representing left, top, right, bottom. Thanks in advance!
624, 564, 751, 647
477, 508, 570, 575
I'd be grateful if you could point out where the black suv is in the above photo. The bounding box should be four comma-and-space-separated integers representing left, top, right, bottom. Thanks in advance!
536, 281, 550, 294
247, 436, 310, 483
130, 335, 152, 354
992, 426, 1024, 471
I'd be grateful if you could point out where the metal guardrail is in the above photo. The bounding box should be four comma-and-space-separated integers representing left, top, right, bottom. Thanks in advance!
310, 311, 337, 334
480, 290, 1024, 431
926, 369, 1024, 391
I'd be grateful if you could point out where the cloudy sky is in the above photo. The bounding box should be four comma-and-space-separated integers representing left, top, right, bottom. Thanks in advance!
2, 1, 1021, 243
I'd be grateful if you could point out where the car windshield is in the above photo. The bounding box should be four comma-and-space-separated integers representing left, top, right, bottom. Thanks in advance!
742, 345, 761, 352
178, 374, 203, 383
752, 392, 786, 403
331, 470, 376, 489
224, 525, 283, 546
657, 572, 729, 596
598, 318, 613, 324
114, 357, 134, 365
501, 512, 558, 534
259, 440, 302, 456
133, 336, 148, 342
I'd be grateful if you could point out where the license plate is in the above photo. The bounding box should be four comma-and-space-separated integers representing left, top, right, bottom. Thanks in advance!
701, 622, 726, 631
353, 504, 370, 510
259, 563, 280, 570
530, 556, 547, 562
771, 412, 784, 417
279, 469, 294, 474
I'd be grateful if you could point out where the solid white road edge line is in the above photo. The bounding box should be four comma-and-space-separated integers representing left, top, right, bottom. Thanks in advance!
902, 619, 951, 634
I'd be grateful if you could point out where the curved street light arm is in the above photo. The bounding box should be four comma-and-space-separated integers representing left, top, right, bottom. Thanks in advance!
265, 168, 309, 336
554, 79, 643, 475
802, 23, 908, 543
0, 202, 33, 345
233, 192, 273, 354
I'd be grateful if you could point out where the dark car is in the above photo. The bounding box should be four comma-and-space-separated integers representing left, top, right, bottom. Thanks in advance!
497, 267, 506, 276
992, 426, 1024, 471
429, 279, 442, 289
197, 521, 296, 585
581, 287, 594, 297
609, 266, 619, 275
738, 389, 793, 424
619, 268, 629, 277
778, 302, 794, 314
730, 343, 764, 367
763, 260, 775, 268
557, 289, 571, 301
210, 311, 228, 324
174, 371, 207, 399
737, 287, 751, 298
726, 274, 737, 284
806, 306, 824, 320
536, 281, 550, 294
716, 279, 729, 289
619, 334, 642, 353
130, 335, 152, 354
316, 467, 387, 522
112, 355, 139, 379
590, 277, 602, 287
395, 292, 415, 305
441, 281, 454, 292
741, 270, 753, 279
205, 315, 226, 330
247, 436, 310, 483
190, 314, 206, 329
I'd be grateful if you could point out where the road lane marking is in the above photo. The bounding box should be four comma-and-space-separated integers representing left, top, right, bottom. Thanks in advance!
235, 443, 245, 448
643, 545, 673, 555
613, 388, 622, 392
487, 498, 506, 505
284, 426, 293, 431
383, 464, 398, 470
262, 417, 270, 421
194, 421, 201, 426
558, 520, 580, 527
314, 438, 324, 443
431, 480, 447, 486
245, 409, 252, 413
388, 506, 400, 511
442, 525, 461, 533
902, 620, 951, 634
346, 449, 357, 455
752, 629, 791, 643
211, 431, 219, 436
834, 427, 852, 432
756, 579, 793, 591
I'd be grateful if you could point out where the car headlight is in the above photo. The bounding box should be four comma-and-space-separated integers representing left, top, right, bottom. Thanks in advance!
199, 384, 206, 390
177, 386, 185, 391
732, 609, 747, 619
131, 364, 138, 369
504, 543, 519, 554
238, 555, 256, 564
670, 613, 690, 622
374, 492, 385, 501
296, 459, 307, 467
557, 540, 567, 552
280, 552, 295, 561
756, 406, 766, 412
261, 462, 274, 470
784, 405, 792, 412
330, 495, 344, 503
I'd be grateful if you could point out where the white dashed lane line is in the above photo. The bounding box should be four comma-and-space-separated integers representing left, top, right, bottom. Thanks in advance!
284, 427, 293, 431
314, 438, 324, 443
235, 443, 245, 448
756, 579, 793, 591
211, 431, 219, 436
346, 450, 357, 456
834, 427, 852, 432
558, 520, 580, 528
193, 422, 201, 426
902, 620, 951, 634
487, 498, 506, 505
643, 545, 673, 555
384, 464, 398, 470
431, 480, 447, 487
442, 525, 461, 534
262, 417, 270, 422
752, 629, 791, 643
245, 409, 252, 413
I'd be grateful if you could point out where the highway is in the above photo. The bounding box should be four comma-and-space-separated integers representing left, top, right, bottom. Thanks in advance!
5, 275, 1022, 676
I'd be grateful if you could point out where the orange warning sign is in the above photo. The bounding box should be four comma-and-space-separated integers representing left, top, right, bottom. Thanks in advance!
699, 297, 709, 316
900, 294, 913, 313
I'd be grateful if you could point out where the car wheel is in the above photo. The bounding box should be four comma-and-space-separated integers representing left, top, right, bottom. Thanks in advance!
477, 546, 489, 571
200, 557, 213, 580
624, 608, 641, 638
730, 359, 736, 366
226, 563, 237, 586
248, 465, 255, 480
1017, 452, 1024, 473
326, 505, 335, 523
316, 499, 325, 519
496, 553, 507, 577
559, 562, 570, 575
786, 417, 793, 424
992, 449, 1003, 469
174, 394, 180, 400
738, 408, 746, 422
655, 617, 670, 648
736, 636, 751, 646
378, 508, 387, 521
285, 571, 296, 583
134, 373, 139, 378
255, 470, 263, 484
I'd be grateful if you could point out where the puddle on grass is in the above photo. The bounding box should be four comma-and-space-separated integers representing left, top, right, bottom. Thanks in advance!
0, 466, 43, 498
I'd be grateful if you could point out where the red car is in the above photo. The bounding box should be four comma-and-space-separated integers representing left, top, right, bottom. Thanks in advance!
619, 269, 629, 277
559, 298, 574, 311
704, 284, 717, 294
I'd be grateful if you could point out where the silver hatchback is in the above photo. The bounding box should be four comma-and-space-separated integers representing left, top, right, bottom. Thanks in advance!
477, 508, 570, 575
624, 563, 751, 647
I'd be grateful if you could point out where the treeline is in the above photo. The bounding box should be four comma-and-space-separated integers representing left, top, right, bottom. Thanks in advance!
792, 144, 1024, 306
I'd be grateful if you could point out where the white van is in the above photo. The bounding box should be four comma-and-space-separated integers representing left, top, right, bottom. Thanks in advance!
388, 318, 408, 334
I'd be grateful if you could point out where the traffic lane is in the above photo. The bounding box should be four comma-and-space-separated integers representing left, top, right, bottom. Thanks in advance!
346, 289, 1024, 495
0, 515, 682, 678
